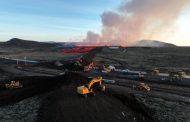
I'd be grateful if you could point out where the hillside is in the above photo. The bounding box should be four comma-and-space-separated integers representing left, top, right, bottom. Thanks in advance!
134, 40, 176, 47
0, 38, 57, 48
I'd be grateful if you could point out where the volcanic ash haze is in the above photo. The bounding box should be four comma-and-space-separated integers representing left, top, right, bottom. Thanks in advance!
84, 0, 190, 46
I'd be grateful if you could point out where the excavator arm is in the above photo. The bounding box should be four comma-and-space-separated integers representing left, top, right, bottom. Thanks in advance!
87, 77, 103, 89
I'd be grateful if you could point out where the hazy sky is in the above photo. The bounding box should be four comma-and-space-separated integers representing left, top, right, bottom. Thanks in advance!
0, 0, 189, 46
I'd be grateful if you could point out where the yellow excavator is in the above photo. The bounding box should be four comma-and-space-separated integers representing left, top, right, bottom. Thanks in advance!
77, 77, 105, 98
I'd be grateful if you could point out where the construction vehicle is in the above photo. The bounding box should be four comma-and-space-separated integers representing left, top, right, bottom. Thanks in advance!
84, 62, 96, 72
169, 71, 186, 81
134, 82, 150, 92
146, 68, 159, 75
74, 58, 83, 66
77, 77, 105, 98
5, 81, 23, 89
102, 65, 115, 73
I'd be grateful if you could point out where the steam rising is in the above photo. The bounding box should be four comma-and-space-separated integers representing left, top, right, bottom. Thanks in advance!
84, 0, 190, 46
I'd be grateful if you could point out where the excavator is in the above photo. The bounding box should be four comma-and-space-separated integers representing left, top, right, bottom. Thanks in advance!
77, 77, 105, 98
102, 65, 115, 73
83, 62, 96, 72
103, 66, 111, 73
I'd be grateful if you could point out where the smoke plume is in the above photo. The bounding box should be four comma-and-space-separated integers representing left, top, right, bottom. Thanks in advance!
84, 0, 190, 46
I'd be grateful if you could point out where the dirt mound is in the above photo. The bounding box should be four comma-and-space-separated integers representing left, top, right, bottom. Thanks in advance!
38, 88, 150, 122
37, 73, 152, 122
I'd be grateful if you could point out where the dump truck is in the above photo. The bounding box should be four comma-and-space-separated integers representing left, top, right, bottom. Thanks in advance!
5, 81, 23, 89
77, 77, 105, 98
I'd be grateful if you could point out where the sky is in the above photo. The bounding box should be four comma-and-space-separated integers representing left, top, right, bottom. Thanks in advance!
0, 0, 190, 46
0, 0, 122, 42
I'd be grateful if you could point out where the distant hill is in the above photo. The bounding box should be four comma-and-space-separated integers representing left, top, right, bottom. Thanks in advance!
0, 38, 57, 48
0, 38, 176, 48
133, 40, 176, 47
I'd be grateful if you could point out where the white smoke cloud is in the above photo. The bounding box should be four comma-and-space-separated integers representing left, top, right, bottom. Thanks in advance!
84, 0, 190, 46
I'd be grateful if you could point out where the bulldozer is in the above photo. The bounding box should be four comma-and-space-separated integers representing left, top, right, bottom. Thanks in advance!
5, 81, 23, 89
134, 82, 150, 92
77, 77, 105, 98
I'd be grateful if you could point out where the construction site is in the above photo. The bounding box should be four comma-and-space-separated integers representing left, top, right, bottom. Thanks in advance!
0, 39, 190, 122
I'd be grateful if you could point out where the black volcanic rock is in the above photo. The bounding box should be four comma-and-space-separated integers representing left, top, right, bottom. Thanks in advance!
0, 38, 57, 48
134, 40, 176, 47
